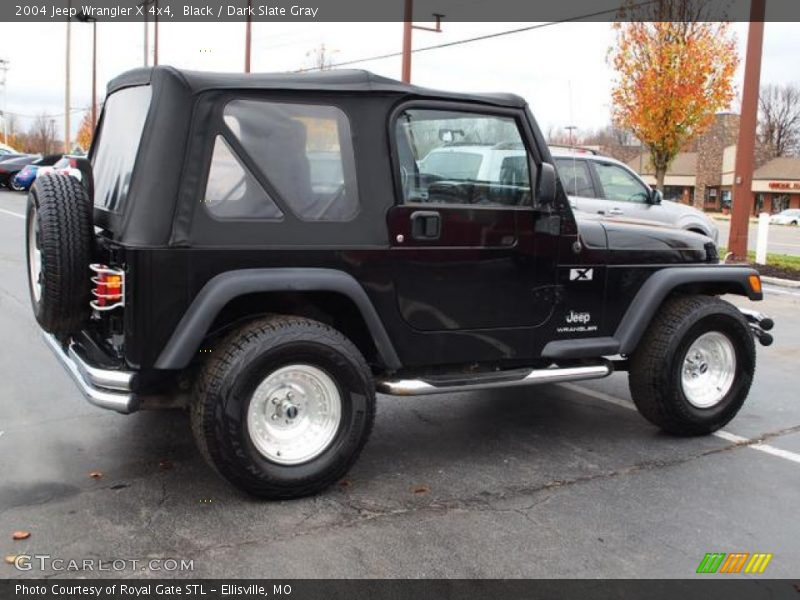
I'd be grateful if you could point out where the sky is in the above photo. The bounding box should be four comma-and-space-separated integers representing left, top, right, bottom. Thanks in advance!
1, 20, 799, 142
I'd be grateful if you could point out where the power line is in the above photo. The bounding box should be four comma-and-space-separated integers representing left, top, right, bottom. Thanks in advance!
296, 0, 659, 73
2, 108, 86, 119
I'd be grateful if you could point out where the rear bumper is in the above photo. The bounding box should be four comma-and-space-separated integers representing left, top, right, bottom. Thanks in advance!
42, 334, 137, 414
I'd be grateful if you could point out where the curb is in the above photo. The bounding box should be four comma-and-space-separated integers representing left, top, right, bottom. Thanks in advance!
761, 275, 800, 289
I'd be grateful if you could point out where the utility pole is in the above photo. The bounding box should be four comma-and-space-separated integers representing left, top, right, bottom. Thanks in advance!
401, 0, 413, 82
728, 0, 766, 261
91, 18, 97, 130
0, 59, 8, 145
65, 0, 72, 154
244, 0, 252, 72
76, 13, 98, 133
565, 125, 577, 148
143, 7, 148, 66
401, 0, 443, 83
154, 0, 159, 66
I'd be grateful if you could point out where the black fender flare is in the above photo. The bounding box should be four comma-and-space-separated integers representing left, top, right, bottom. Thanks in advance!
542, 266, 762, 360
154, 268, 402, 371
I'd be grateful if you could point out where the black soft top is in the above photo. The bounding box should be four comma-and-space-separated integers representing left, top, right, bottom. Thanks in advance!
95, 65, 533, 248
107, 66, 526, 109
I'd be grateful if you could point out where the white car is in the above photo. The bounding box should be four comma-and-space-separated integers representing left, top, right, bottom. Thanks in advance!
769, 209, 800, 226
421, 144, 719, 243
419, 143, 529, 186
551, 147, 719, 243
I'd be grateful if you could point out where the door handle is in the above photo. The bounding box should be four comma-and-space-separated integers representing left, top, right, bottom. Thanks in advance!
410, 210, 441, 240
608, 207, 624, 216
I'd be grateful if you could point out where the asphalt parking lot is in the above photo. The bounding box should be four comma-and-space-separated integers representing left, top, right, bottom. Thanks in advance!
1, 188, 799, 579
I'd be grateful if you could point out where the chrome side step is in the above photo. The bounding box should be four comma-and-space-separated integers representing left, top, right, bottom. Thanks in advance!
377, 363, 612, 396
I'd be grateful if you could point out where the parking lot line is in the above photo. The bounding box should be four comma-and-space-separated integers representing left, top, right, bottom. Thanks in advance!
561, 383, 800, 466
0, 208, 24, 219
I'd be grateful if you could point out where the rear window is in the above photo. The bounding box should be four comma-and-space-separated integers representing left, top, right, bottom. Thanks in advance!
222, 100, 359, 222
91, 86, 152, 212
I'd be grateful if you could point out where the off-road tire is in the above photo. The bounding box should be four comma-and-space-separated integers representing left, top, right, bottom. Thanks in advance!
629, 295, 755, 436
191, 315, 376, 499
26, 175, 93, 335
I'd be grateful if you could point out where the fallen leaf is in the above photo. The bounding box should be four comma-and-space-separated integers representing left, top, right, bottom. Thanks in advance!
12, 531, 30, 541
411, 485, 430, 495
338, 479, 352, 489
88, 471, 103, 479
4, 555, 17, 565
158, 459, 173, 470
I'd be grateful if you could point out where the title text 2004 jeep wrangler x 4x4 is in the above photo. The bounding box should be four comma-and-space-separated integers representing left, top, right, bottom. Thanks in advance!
26, 67, 773, 499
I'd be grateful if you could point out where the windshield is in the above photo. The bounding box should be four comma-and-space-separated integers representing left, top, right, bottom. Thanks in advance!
91, 86, 152, 212
780, 209, 800, 216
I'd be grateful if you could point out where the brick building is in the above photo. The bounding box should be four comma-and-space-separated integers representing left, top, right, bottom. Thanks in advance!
626, 112, 800, 215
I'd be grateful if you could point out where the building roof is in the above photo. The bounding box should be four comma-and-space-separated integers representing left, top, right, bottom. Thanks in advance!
627, 152, 698, 176
107, 66, 527, 109
753, 156, 800, 181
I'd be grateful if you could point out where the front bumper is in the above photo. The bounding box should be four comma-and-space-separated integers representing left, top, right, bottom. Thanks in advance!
738, 308, 774, 347
43, 334, 137, 414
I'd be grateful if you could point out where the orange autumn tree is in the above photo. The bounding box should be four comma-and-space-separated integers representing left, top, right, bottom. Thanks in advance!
610, 17, 739, 193
75, 111, 94, 152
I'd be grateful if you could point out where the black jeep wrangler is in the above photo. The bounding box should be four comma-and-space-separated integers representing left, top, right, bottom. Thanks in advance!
26, 67, 772, 499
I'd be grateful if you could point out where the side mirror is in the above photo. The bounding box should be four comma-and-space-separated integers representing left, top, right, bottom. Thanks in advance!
649, 188, 663, 205
538, 162, 557, 207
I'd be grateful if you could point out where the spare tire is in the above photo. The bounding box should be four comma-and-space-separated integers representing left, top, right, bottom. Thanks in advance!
26, 175, 94, 335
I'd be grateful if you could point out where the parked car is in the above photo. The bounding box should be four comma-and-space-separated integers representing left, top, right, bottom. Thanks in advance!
0, 154, 49, 190
0, 142, 22, 157
11, 154, 65, 191
27, 66, 771, 499
31, 155, 83, 184
770, 208, 800, 225
551, 148, 720, 243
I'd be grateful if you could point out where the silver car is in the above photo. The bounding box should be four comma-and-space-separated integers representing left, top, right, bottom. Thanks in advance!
552, 147, 719, 243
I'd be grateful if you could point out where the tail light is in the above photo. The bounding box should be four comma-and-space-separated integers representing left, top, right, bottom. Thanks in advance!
90, 264, 125, 311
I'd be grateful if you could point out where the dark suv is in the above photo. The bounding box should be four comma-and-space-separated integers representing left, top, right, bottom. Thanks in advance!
25, 67, 773, 499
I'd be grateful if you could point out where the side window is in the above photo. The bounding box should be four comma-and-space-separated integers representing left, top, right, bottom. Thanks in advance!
223, 100, 358, 221
204, 135, 283, 220
594, 162, 650, 203
554, 158, 595, 198
395, 108, 532, 207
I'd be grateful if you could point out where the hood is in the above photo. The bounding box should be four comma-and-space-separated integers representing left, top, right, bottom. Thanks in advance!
576, 213, 716, 264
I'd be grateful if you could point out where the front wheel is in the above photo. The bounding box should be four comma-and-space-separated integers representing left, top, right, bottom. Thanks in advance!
10, 176, 24, 192
629, 295, 755, 436
190, 315, 376, 499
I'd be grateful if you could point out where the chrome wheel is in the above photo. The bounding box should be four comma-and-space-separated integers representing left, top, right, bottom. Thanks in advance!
247, 364, 342, 465
681, 331, 736, 409
27, 206, 42, 303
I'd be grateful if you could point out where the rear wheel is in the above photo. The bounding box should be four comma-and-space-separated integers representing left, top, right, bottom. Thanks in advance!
191, 315, 376, 499
26, 175, 94, 335
629, 295, 755, 436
